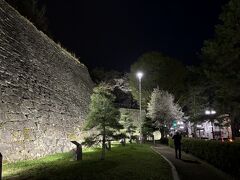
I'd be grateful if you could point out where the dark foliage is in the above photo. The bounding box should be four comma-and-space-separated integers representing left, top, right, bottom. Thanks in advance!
90, 68, 122, 84
201, 0, 240, 137
169, 138, 240, 178
129, 52, 186, 107
6, 0, 50, 35
160, 137, 169, 145
155, 138, 169, 145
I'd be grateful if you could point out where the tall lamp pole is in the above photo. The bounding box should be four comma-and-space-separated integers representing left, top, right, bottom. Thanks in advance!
136, 71, 143, 143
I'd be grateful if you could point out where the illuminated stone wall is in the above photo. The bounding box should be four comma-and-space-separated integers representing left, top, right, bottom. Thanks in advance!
0, 0, 93, 162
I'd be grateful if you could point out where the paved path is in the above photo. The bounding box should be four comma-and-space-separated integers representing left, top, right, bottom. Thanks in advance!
152, 145, 235, 180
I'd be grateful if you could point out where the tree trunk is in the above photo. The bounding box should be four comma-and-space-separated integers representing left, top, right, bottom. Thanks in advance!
129, 133, 133, 144
160, 128, 164, 139
101, 124, 106, 160
107, 140, 111, 151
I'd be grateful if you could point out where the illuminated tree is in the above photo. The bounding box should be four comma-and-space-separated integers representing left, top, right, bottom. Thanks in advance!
84, 84, 121, 160
147, 88, 184, 138
120, 112, 137, 144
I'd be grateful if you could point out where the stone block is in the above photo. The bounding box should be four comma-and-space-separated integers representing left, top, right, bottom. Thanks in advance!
5, 113, 25, 121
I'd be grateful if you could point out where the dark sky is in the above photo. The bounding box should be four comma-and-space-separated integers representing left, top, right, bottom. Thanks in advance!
43, 0, 228, 71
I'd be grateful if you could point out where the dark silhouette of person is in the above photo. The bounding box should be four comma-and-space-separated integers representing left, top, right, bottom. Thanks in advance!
172, 131, 182, 159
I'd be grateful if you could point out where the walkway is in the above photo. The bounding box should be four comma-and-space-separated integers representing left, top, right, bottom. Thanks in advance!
152, 145, 234, 180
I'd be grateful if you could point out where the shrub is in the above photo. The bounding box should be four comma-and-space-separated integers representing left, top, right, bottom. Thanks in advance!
160, 137, 169, 145
172, 138, 240, 177
154, 137, 169, 145
168, 138, 174, 148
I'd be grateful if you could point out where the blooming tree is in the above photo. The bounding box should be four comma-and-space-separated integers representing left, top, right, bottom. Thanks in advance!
147, 88, 184, 138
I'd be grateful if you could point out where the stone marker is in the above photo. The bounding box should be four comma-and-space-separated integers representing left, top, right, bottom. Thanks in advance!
71, 141, 82, 161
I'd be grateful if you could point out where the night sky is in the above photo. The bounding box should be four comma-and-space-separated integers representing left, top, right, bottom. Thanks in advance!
42, 0, 228, 71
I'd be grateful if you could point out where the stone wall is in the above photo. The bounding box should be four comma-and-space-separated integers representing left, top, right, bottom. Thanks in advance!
0, 0, 93, 162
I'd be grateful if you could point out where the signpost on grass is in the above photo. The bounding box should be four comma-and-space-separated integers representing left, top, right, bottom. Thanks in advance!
71, 141, 82, 161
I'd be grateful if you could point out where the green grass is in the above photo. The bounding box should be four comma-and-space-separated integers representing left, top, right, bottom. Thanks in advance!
3, 144, 173, 180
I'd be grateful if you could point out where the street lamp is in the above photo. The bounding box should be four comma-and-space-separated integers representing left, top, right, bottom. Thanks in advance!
205, 109, 216, 139
136, 71, 143, 142
205, 110, 216, 115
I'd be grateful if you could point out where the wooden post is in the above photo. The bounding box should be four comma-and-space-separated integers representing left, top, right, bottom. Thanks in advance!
0, 153, 2, 180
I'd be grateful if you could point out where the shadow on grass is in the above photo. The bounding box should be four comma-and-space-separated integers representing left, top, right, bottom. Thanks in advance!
4, 144, 173, 180
4, 146, 124, 180
5, 154, 119, 180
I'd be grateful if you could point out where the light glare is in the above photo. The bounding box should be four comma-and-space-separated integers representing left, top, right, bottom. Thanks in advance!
211, 110, 216, 114
205, 110, 211, 115
136, 72, 143, 79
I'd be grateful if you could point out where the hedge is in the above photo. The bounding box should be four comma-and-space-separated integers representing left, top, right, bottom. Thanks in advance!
168, 138, 240, 177
155, 137, 169, 145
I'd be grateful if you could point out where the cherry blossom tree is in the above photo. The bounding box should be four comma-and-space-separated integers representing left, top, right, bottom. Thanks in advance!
147, 88, 184, 138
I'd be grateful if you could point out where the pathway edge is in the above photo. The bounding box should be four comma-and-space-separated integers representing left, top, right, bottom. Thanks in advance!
151, 146, 180, 180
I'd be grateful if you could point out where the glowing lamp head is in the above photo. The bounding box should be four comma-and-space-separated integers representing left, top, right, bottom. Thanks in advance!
211, 110, 216, 114
205, 109, 216, 115
136, 71, 143, 80
205, 110, 211, 115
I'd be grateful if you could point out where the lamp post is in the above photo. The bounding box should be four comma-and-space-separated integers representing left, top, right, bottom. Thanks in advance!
205, 109, 216, 139
136, 71, 143, 143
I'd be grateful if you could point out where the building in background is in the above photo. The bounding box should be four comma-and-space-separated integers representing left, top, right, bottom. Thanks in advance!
187, 114, 232, 141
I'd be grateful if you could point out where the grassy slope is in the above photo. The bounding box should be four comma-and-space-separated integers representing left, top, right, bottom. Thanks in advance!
3, 144, 173, 180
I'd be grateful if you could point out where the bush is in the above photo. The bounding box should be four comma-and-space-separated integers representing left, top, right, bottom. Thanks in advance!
172, 138, 240, 177
168, 138, 174, 148
155, 138, 169, 145
160, 137, 169, 145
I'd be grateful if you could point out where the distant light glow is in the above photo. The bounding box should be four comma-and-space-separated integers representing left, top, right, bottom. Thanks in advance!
136, 71, 143, 80
205, 110, 211, 115
177, 121, 183, 125
205, 109, 216, 115
180, 126, 184, 129
211, 110, 216, 114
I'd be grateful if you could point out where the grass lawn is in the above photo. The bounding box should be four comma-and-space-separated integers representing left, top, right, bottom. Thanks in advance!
3, 144, 173, 180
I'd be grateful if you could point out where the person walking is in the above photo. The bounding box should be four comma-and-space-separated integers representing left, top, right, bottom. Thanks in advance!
172, 131, 182, 159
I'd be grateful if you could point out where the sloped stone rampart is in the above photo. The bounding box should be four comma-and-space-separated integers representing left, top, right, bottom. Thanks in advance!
0, 0, 93, 161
